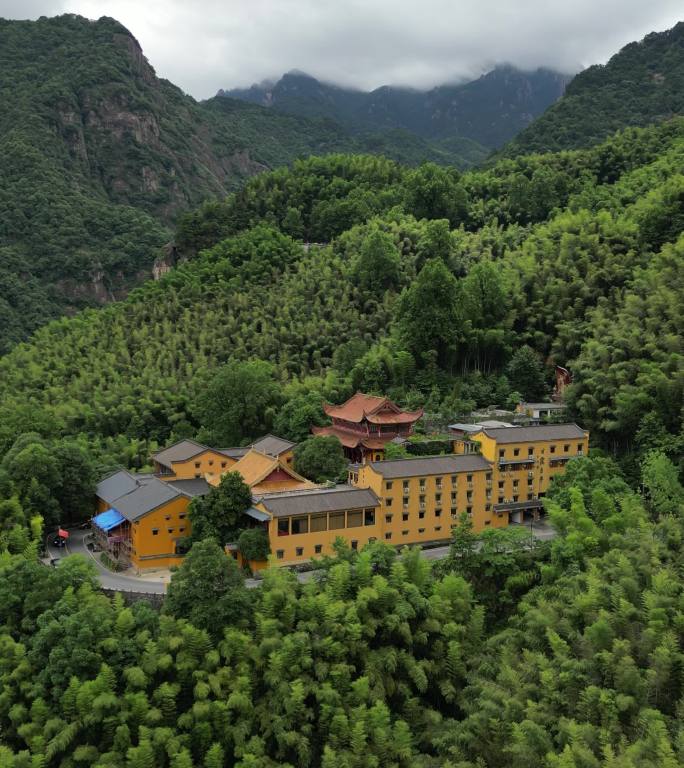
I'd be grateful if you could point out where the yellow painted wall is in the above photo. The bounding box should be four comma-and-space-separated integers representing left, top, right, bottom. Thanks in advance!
259, 502, 383, 567
357, 462, 504, 540
156, 450, 235, 480
130, 495, 191, 570
472, 431, 589, 501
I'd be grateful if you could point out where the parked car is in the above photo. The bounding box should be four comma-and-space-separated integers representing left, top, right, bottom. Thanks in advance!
51, 536, 67, 548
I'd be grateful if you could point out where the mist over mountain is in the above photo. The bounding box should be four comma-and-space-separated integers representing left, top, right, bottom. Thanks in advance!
502, 21, 684, 155
220, 65, 571, 148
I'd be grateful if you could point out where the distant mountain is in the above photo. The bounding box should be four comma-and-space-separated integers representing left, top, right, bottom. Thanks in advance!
220, 65, 570, 148
0, 14, 484, 352
502, 21, 684, 156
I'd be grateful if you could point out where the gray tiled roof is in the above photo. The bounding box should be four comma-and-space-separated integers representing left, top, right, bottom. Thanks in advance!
259, 486, 379, 518
219, 447, 249, 459
367, 454, 491, 479
112, 478, 182, 522
250, 434, 295, 456
96, 470, 139, 505
481, 423, 586, 444
167, 478, 212, 497
152, 439, 209, 468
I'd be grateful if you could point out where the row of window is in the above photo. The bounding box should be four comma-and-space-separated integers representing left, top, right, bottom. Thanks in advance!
498, 444, 583, 459
277, 508, 376, 536
384, 473, 490, 492
151, 526, 186, 535
194, 459, 229, 469
384, 490, 476, 505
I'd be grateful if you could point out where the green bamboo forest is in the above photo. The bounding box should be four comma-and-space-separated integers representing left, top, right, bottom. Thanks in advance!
0, 11, 683, 768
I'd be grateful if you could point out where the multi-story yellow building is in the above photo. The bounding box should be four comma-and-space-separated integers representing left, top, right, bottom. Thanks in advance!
453, 423, 589, 522
353, 454, 501, 540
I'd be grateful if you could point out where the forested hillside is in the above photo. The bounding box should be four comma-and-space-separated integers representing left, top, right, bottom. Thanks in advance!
0, 121, 681, 485
0, 14, 476, 353
503, 21, 684, 156
222, 65, 569, 149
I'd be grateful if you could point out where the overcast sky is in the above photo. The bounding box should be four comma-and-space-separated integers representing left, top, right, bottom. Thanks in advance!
2, 1, 682, 98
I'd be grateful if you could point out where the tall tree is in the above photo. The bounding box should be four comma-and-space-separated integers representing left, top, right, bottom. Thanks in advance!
189, 472, 252, 545
193, 359, 282, 446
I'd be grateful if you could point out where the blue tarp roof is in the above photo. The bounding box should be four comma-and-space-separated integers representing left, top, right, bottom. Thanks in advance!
93, 509, 125, 532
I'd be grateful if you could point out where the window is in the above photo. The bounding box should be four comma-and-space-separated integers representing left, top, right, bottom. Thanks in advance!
451, 475, 458, 485
498, 481, 504, 489
310, 513, 327, 532
513, 480, 519, 489
418, 528, 425, 534
385, 513, 393, 523
435, 525, 442, 532
402, 530, 409, 536
450, 507, 457, 516
167, 527, 174, 533
179, 527, 185, 533
485, 504, 491, 512
364, 509, 375, 526
467, 474, 473, 482
528, 447, 534, 456
486, 491, 491, 500
466, 492, 473, 503
466, 506, 472, 516
347, 510, 363, 528
384, 497, 392, 506
292, 516, 309, 534
419, 511, 425, 519
499, 449, 505, 458
451, 491, 457, 501
513, 448, 520, 456
550, 445, 556, 454
385, 532, 392, 540
402, 512, 409, 521
403, 481, 410, 491
498, 496, 504, 504
152, 528, 159, 536
314, 544, 323, 554
513, 495, 519, 502
577, 445, 584, 454
385, 481, 393, 490
351, 540, 358, 550
484, 521, 491, 526
486, 472, 492, 480
194, 473, 201, 479
402, 496, 409, 507
435, 509, 442, 517
419, 494, 426, 504
208, 460, 214, 466
419, 479, 426, 489
329, 511, 345, 530
194, 462, 201, 468
164, 515, 171, 520
221, 461, 227, 468
295, 547, 304, 556
435, 493, 442, 503
277, 519, 289, 536
276, 550, 284, 560
179, 514, 186, 519
564, 444, 570, 452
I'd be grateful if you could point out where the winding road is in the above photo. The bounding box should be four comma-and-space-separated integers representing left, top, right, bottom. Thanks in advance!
45, 520, 556, 595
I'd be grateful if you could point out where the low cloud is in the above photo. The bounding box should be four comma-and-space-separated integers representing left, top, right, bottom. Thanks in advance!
3, 0, 682, 98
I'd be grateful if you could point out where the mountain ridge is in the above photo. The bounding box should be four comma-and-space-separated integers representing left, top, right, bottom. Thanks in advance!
220, 65, 571, 148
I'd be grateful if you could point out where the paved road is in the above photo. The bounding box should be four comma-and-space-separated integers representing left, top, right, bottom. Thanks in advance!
46, 529, 168, 594
46, 519, 556, 595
